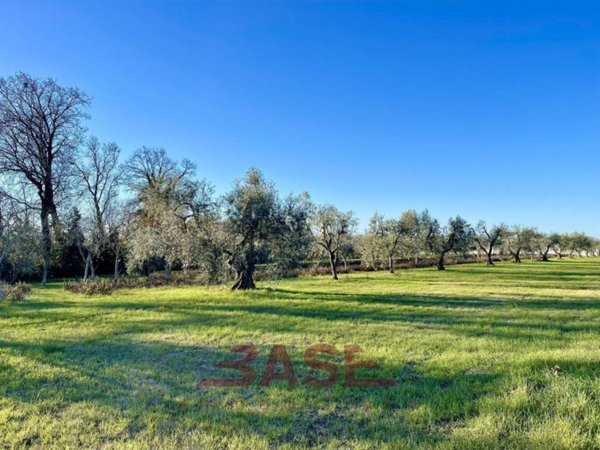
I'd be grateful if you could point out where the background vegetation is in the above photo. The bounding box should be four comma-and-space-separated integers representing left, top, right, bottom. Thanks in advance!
1, 73, 598, 293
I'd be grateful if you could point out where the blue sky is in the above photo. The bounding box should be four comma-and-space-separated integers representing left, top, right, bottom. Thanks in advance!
1, 1, 598, 233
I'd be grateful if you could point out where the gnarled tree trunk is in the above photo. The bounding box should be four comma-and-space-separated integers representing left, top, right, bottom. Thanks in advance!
232, 248, 256, 290
232, 265, 256, 290
541, 245, 551, 262
437, 252, 446, 271
513, 249, 521, 263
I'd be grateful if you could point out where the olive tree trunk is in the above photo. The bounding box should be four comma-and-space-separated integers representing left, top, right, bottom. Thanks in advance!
437, 253, 446, 271
232, 248, 256, 290
329, 251, 338, 280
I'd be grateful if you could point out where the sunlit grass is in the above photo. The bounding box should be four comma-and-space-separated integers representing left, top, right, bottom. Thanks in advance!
1, 259, 600, 448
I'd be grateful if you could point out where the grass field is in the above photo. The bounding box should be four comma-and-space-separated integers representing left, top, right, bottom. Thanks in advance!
2, 259, 600, 449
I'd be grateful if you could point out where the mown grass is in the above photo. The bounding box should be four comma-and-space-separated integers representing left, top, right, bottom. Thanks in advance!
2, 259, 600, 449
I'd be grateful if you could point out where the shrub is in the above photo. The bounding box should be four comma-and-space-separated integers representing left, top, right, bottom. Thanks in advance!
64, 271, 203, 296
253, 268, 299, 282
64, 279, 116, 296
2, 282, 32, 302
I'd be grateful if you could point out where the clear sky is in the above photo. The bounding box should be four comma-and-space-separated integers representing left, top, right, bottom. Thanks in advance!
0, 0, 598, 233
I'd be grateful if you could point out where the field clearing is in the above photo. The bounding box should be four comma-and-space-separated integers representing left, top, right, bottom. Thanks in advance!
2, 259, 600, 449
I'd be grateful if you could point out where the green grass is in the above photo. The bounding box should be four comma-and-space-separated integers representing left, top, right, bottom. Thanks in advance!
2, 259, 600, 449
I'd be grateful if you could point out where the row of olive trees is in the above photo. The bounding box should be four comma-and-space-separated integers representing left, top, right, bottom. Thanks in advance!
355, 214, 600, 273
0, 72, 598, 290
356, 211, 473, 272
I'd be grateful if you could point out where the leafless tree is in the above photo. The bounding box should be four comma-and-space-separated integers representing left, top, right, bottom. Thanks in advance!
124, 146, 195, 197
71, 137, 124, 279
105, 199, 132, 278
0, 73, 90, 284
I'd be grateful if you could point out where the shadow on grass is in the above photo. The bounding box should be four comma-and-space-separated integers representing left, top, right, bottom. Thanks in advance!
3, 287, 599, 345
1, 286, 599, 444
0, 336, 503, 447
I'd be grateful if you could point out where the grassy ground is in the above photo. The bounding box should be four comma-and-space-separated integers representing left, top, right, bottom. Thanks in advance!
1, 259, 600, 449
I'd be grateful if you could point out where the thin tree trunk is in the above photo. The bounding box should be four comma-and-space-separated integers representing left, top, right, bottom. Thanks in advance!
114, 253, 120, 279
83, 256, 89, 281
329, 251, 338, 280
388, 255, 394, 273
89, 253, 95, 279
41, 208, 51, 285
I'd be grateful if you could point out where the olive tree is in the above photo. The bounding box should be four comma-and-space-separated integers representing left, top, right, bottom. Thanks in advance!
504, 226, 537, 263
569, 232, 593, 257
223, 168, 280, 290
311, 205, 356, 280
126, 148, 217, 279
357, 232, 383, 270
552, 233, 569, 259
534, 232, 561, 261
366, 212, 414, 273
472, 222, 507, 266
270, 192, 313, 275
425, 215, 472, 271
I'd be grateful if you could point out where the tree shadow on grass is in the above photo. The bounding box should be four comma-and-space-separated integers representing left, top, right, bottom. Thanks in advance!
2, 283, 600, 446
3, 287, 598, 345
0, 336, 504, 448
262, 287, 600, 311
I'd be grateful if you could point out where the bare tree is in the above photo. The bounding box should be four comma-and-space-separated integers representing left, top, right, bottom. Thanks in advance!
124, 146, 195, 197
71, 137, 124, 279
105, 199, 132, 278
311, 205, 356, 280
0, 73, 90, 284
